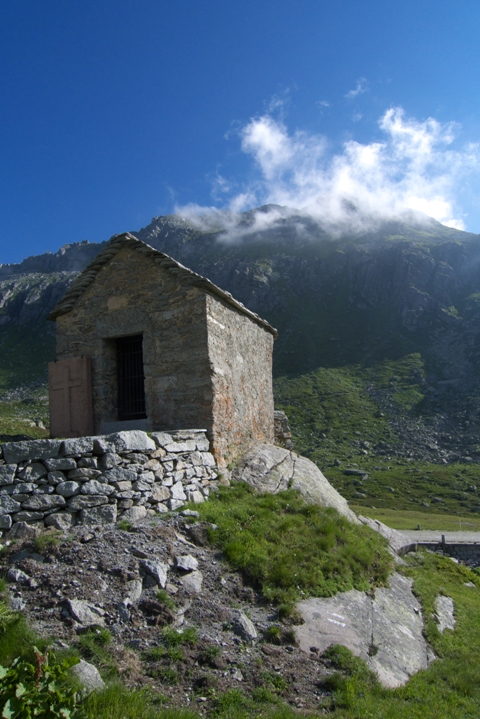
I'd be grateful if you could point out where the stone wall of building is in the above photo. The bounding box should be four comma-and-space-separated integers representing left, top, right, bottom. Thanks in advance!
55, 244, 213, 436
206, 293, 274, 465
0, 430, 218, 534
53, 239, 276, 466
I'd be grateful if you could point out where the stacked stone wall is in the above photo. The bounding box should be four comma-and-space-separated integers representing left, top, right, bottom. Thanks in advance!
0, 430, 218, 534
414, 541, 480, 564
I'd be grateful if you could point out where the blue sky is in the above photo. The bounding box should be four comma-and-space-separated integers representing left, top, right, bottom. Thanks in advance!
1, 0, 480, 263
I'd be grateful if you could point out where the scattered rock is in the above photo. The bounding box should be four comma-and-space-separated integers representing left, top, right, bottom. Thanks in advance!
180, 570, 203, 594
67, 599, 105, 627
6, 567, 31, 585
231, 610, 258, 642
434, 595, 455, 633
71, 659, 105, 693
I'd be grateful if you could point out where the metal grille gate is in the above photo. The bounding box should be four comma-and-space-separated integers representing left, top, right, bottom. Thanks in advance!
116, 335, 147, 420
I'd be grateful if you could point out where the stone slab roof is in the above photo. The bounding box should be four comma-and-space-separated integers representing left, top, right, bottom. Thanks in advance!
47, 233, 278, 337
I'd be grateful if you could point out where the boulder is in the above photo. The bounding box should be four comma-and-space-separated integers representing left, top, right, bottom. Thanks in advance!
0, 514, 13, 530
45, 512, 76, 531
2, 439, 62, 464
232, 444, 358, 523
179, 570, 203, 594
140, 559, 169, 587
0, 495, 21, 514
231, 609, 258, 641
62, 437, 95, 456
21, 495, 66, 511
67, 599, 105, 626
44, 457, 77, 471
94, 431, 155, 454
434, 595, 455, 633
80, 480, 115, 496
4, 521, 40, 541
71, 659, 104, 693
358, 516, 412, 555
176, 554, 199, 572
0, 465, 16, 485
56, 481, 81, 497
294, 573, 431, 688
120, 506, 147, 523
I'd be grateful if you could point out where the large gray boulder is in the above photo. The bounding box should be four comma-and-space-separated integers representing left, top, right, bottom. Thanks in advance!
294, 573, 433, 688
232, 444, 358, 523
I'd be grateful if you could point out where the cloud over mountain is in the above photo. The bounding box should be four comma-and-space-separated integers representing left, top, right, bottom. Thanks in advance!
176, 106, 480, 238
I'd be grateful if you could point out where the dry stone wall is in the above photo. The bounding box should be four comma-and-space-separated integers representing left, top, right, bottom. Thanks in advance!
0, 430, 218, 534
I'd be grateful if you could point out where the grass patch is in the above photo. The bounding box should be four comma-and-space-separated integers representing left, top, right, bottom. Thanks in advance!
162, 626, 198, 647
0, 395, 49, 439
117, 519, 133, 531
156, 588, 176, 611
194, 484, 392, 606
0, 595, 49, 667
84, 684, 171, 719
350, 506, 480, 531
76, 628, 118, 679
34, 529, 62, 553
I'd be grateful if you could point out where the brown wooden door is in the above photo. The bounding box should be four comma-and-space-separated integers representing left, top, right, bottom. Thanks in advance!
48, 356, 94, 438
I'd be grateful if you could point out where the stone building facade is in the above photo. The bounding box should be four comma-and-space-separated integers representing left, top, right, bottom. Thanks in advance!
47, 233, 277, 466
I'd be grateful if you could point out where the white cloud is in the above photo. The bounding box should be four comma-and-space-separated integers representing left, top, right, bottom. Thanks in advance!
316, 100, 331, 108
176, 106, 479, 237
345, 78, 368, 99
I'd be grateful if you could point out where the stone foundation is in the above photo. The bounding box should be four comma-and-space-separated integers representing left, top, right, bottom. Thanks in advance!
0, 430, 219, 533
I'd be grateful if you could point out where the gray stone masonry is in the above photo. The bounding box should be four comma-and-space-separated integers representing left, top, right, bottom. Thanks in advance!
50, 234, 276, 467
0, 430, 219, 533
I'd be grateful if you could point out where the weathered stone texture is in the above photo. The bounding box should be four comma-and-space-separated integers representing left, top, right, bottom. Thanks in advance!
0, 430, 218, 532
206, 293, 274, 464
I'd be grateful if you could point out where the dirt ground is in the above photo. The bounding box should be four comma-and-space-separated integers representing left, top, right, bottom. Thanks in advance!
1, 514, 338, 714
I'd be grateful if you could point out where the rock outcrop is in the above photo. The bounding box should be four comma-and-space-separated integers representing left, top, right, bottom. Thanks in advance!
232, 444, 359, 523
294, 573, 433, 688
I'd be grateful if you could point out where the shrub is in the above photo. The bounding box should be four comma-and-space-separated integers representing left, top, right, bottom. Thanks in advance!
0, 648, 85, 719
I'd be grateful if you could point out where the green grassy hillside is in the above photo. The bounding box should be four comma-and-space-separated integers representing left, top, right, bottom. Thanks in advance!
274, 355, 480, 519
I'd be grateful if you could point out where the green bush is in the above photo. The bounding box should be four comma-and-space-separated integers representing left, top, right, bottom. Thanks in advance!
0, 648, 85, 719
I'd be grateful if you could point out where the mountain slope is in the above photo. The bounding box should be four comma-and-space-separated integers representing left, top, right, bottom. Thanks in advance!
2, 206, 480, 477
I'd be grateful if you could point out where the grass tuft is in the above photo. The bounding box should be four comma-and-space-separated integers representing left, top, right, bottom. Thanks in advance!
195, 483, 392, 608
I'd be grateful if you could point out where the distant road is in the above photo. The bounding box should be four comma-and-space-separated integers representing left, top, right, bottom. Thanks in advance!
401, 530, 480, 544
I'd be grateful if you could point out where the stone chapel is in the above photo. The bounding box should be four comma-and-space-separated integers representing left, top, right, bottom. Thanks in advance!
47, 233, 277, 466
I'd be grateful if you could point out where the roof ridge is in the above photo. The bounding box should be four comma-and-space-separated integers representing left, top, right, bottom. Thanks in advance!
47, 233, 277, 337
